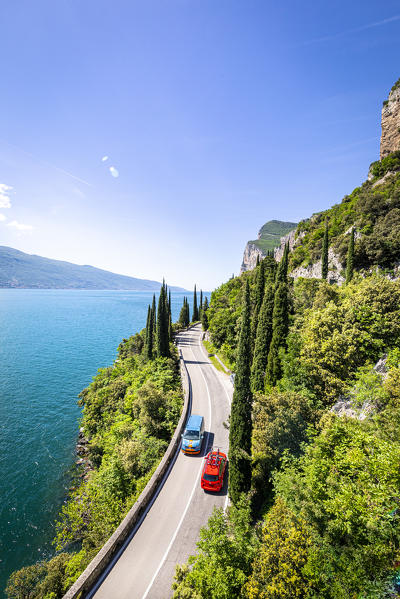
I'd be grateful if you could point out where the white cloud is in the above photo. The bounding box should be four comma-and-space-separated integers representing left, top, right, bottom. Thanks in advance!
0, 183, 13, 209
102, 155, 109, 162
7, 220, 33, 231
0, 213, 6, 221
109, 166, 119, 178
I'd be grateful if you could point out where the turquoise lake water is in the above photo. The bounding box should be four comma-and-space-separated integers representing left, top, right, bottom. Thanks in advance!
0, 289, 203, 594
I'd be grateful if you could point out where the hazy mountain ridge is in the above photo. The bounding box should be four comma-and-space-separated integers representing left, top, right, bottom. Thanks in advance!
0, 246, 186, 291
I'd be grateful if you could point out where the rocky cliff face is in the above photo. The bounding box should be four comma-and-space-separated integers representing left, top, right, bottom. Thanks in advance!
274, 230, 344, 284
273, 230, 298, 262
290, 247, 345, 284
240, 242, 265, 272
240, 220, 297, 272
380, 80, 400, 159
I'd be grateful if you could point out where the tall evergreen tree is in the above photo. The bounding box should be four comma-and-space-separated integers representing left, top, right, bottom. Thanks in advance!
275, 243, 289, 283
192, 285, 199, 322
266, 282, 290, 386
229, 280, 252, 504
199, 289, 203, 314
185, 297, 190, 326
168, 290, 173, 341
145, 304, 151, 337
251, 284, 275, 392
179, 297, 188, 328
256, 254, 260, 267
156, 283, 169, 357
321, 219, 329, 280
144, 305, 153, 359
251, 258, 266, 347
264, 254, 277, 283
201, 296, 209, 331
345, 228, 355, 284
151, 294, 156, 340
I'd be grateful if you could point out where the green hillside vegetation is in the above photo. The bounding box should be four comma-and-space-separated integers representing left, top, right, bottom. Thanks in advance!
174, 255, 400, 594
6, 287, 183, 599
288, 153, 400, 274
249, 220, 297, 254
0, 246, 185, 290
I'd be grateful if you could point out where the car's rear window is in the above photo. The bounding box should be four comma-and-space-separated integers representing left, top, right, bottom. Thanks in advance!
203, 473, 219, 482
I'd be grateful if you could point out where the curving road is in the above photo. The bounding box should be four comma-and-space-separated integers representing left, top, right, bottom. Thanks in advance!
88, 324, 232, 599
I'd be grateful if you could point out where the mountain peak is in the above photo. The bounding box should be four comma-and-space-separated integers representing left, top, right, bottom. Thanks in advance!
240, 220, 297, 272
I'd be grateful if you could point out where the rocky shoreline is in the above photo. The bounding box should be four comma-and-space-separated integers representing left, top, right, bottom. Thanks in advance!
75, 428, 93, 482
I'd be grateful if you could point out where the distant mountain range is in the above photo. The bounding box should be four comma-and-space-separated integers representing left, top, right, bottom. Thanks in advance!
0, 246, 186, 291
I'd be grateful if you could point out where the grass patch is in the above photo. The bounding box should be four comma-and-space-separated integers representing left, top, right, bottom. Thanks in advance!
203, 340, 231, 374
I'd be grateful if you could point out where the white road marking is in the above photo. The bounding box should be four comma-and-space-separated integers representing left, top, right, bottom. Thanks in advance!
87, 350, 192, 598
198, 333, 232, 408
197, 331, 231, 513
141, 329, 212, 599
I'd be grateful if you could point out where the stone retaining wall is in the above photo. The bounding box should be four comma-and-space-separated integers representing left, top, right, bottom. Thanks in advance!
62, 349, 191, 599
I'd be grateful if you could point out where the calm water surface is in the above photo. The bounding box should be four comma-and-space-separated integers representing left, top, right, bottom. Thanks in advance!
0, 289, 201, 594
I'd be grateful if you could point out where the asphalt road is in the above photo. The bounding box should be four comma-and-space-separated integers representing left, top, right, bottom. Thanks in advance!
90, 324, 232, 599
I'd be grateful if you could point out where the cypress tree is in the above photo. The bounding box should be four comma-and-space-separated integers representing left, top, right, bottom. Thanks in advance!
266, 282, 290, 386
251, 258, 266, 346
199, 290, 203, 314
192, 285, 199, 322
256, 254, 260, 267
228, 280, 252, 504
151, 294, 156, 340
163, 282, 172, 343
180, 296, 190, 328
276, 243, 289, 283
251, 284, 275, 392
185, 297, 189, 327
345, 228, 355, 284
201, 296, 209, 331
145, 304, 151, 338
179, 297, 188, 328
156, 284, 169, 357
144, 305, 153, 359
168, 290, 173, 341
321, 219, 329, 280
264, 253, 277, 282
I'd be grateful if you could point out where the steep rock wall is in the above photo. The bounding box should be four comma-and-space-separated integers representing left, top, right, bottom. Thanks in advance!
290, 248, 345, 285
240, 243, 265, 273
274, 230, 344, 284
273, 230, 298, 262
381, 82, 400, 159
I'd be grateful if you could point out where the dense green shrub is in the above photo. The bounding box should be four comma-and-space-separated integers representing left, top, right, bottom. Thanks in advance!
252, 390, 316, 510
281, 276, 400, 402
202, 259, 400, 597
281, 167, 400, 274
7, 334, 183, 598
370, 150, 400, 178
172, 498, 258, 599
244, 498, 313, 599
273, 414, 400, 597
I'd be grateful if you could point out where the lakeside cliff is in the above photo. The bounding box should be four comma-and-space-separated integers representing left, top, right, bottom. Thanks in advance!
240, 220, 297, 272
173, 77, 400, 599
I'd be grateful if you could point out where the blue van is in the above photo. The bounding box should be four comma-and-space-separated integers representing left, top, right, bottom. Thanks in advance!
181, 414, 205, 454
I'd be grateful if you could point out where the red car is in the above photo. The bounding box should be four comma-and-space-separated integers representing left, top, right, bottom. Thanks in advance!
201, 449, 227, 492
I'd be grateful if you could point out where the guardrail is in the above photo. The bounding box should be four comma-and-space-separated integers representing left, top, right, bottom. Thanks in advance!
62, 348, 191, 599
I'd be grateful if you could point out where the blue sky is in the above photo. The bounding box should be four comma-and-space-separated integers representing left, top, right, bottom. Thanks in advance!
0, 0, 399, 290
